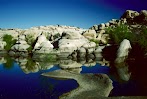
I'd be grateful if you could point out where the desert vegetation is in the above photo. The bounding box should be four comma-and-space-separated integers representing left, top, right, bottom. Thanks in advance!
3, 34, 16, 51
105, 23, 147, 52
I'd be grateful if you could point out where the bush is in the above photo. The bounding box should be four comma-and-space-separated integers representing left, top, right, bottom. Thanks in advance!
105, 23, 147, 52
25, 34, 35, 45
105, 23, 133, 44
3, 34, 16, 51
90, 39, 99, 47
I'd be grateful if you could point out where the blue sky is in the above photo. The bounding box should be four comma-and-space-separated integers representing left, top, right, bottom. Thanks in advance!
0, 0, 146, 29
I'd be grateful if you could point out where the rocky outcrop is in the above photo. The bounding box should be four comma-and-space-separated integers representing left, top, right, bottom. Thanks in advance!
58, 38, 89, 56
121, 10, 147, 25
33, 34, 54, 53
82, 30, 97, 39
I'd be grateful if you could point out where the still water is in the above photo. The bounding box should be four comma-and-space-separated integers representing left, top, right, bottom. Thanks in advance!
0, 55, 147, 99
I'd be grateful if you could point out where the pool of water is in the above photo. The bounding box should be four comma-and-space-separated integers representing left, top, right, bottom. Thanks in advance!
0, 55, 147, 99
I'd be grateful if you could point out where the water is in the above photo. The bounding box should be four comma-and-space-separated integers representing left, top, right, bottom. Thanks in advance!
0, 55, 147, 99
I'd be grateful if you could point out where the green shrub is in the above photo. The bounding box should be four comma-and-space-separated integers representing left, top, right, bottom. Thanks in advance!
25, 34, 35, 45
105, 23, 147, 52
3, 34, 16, 51
135, 25, 147, 51
105, 23, 133, 44
90, 39, 99, 47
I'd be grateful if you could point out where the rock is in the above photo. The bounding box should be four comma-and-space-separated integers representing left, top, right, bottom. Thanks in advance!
105, 23, 110, 27
42, 70, 113, 98
121, 10, 139, 19
134, 10, 147, 24
18, 35, 26, 40
140, 10, 147, 17
116, 62, 131, 81
99, 23, 105, 30
82, 42, 96, 49
88, 54, 95, 59
94, 47, 104, 60
11, 40, 30, 52
82, 42, 96, 54
58, 59, 82, 68
101, 34, 109, 44
87, 48, 95, 54
93, 25, 99, 30
82, 30, 97, 39
97, 30, 105, 41
115, 39, 131, 63
109, 19, 118, 25
0, 41, 6, 50
59, 38, 88, 54
62, 31, 84, 39
71, 51, 77, 60
33, 34, 53, 53
78, 47, 86, 58
0, 57, 6, 64
120, 18, 127, 24
36, 34, 47, 44
66, 68, 82, 74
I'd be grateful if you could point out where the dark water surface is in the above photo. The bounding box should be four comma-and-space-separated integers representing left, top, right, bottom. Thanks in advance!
0, 55, 147, 99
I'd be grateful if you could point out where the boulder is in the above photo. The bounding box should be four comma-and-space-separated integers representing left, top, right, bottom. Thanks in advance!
42, 70, 113, 98
0, 41, 6, 50
18, 35, 26, 40
35, 41, 54, 53
101, 34, 109, 44
121, 10, 139, 19
105, 23, 110, 27
58, 59, 82, 68
97, 30, 105, 41
33, 34, 53, 53
59, 38, 89, 54
94, 47, 104, 61
115, 39, 131, 63
11, 40, 30, 52
93, 25, 99, 31
99, 23, 105, 30
82, 42, 96, 49
82, 30, 97, 39
78, 47, 86, 58
140, 10, 147, 17
62, 31, 84, 39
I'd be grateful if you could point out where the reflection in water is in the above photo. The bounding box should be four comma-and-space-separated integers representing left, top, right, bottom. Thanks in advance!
42, 70, 113, 99
0, 51, 147, 98
3, 55, 14, 70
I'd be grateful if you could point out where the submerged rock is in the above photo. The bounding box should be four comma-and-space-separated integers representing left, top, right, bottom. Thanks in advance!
42, 70, 113, 99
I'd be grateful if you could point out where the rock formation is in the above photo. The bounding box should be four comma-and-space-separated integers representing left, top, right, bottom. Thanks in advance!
42, 70, 113, 99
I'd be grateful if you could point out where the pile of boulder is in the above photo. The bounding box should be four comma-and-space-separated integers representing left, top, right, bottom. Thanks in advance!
0, 10, 146, 62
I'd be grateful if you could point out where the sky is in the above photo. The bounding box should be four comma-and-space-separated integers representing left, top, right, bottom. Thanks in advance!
0, 0, 146, 29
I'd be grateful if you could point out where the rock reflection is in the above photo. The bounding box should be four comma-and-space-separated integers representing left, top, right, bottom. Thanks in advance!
14, 57, 55, 74
42, 70, 113, 99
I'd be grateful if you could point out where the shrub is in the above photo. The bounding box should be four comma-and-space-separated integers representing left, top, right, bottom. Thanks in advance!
25, 34, 37, 52
90, 39, 99, 47
105, 23, 147, 52
3, 34, 16, 51
25, 34, 35, 45
105, 23, 133, 44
